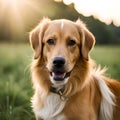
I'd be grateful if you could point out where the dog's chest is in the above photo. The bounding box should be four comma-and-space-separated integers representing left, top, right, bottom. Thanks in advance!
36, 93, 67, 120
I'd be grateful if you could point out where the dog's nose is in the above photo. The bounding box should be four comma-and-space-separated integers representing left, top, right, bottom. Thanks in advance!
53, 57, 65, 68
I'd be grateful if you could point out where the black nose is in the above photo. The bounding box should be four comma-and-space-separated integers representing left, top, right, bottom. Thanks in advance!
53, 57, 65, 68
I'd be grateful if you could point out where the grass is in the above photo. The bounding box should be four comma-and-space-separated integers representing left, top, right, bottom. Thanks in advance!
0, 43, 120, 120
91, 46, 120, 80
0, 43, 34, 120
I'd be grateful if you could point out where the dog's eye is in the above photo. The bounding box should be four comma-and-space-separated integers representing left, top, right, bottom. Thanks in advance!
67, 40, 76, 46
47, 39, 55, 45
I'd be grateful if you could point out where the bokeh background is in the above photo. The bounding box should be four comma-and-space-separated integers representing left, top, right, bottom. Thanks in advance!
0, 0, 120, 119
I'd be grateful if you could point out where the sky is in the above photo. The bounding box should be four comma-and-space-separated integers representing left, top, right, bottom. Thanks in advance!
62, 0, 120, 26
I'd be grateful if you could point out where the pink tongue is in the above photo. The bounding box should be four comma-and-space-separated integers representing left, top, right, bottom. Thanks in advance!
52, 72, 66, 78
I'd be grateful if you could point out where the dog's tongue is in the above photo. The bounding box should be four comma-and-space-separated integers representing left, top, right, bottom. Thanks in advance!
52, 72, 66, 79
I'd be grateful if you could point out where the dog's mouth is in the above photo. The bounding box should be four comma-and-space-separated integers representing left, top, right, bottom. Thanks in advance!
50, 71, 71, 81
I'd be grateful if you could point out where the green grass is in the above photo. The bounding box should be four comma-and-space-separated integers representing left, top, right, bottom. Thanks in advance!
0, 43, 119, 120
0, 43, 34, 120
91, 46, 120, 80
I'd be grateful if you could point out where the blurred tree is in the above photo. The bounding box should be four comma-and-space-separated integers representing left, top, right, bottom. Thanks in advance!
0, 0, 120, 44
82, 16, 116, 45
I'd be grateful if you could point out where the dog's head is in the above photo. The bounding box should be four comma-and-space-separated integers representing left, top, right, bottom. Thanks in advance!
30, 18, 95, 87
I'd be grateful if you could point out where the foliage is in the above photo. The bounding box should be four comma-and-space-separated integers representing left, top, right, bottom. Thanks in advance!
0, 0, 120, 44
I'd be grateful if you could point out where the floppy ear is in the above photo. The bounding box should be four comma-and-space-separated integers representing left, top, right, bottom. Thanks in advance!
76, 19, 95, 60
29, 18, 50, 59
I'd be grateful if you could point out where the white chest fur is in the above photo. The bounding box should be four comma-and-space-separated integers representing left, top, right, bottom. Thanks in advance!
35, 93, 67, 120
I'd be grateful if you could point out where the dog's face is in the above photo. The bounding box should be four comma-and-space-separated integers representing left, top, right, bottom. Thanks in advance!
30, 18, 95, 86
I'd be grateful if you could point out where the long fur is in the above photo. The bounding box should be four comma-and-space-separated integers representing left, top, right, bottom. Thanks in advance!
30, 18, 120, 120
33, 93, 66, 119
92, 68, 115, 120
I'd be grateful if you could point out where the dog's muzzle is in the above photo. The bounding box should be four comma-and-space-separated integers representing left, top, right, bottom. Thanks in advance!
50, 57, 71, 82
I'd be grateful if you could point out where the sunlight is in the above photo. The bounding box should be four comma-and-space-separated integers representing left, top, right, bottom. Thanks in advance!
0, 0, 39, 39
2, 0, 18, 5
0, 0, 24, 10
0, 0, 26, 36
62, 0, 120, 26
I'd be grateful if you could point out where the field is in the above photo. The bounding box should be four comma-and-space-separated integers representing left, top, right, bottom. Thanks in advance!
0, 43, 120, 120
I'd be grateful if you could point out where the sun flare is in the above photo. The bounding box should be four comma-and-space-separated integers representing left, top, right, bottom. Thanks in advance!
0, 0, 24, 8
0, 0, 26, 36
0, 0, 39, 40
2, 0, 18, 4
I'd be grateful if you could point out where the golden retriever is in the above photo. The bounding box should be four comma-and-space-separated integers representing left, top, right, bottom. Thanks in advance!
29, 18, 120, 120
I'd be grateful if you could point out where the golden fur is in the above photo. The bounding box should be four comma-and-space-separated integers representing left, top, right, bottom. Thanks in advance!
29, 18, 120, 120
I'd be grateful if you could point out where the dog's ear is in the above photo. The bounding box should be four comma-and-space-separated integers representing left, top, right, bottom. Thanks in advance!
76, 19, 95, 60
29, 18, 50, 59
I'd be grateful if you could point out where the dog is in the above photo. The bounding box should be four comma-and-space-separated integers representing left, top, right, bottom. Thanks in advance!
29, 18, 120, 120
